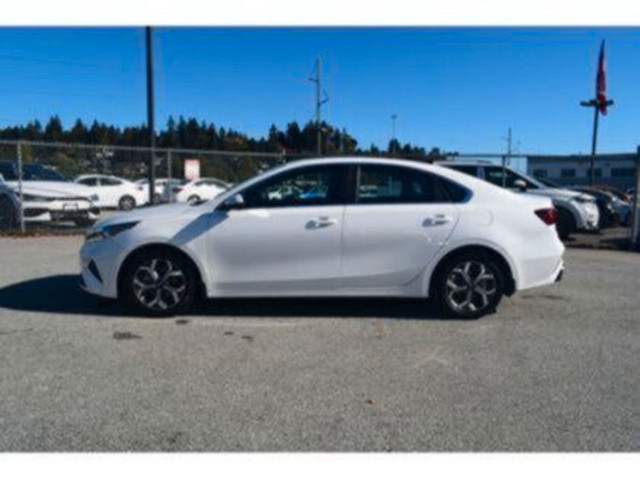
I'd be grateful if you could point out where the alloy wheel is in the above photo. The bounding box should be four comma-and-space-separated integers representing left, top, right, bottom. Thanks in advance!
444, 260, 497, 314
132, 258, 187, 311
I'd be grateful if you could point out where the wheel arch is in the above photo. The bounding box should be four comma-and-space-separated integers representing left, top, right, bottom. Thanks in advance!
116, 243, 207, 300
426, 244, 517, 297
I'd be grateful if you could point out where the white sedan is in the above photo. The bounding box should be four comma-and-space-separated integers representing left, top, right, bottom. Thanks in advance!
75, 174, 148, 210
174, 177, 231, 204
80, 157, 565, 319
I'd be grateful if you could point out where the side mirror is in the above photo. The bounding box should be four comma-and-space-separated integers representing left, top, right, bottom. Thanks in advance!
513, 179, 527, 192
219, 193, 245, 211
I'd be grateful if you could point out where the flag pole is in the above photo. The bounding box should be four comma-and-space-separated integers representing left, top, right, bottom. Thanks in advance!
580, 40, 613, 187
589, 106, 600, 186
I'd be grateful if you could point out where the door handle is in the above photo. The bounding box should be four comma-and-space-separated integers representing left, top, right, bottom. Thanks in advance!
423, 214, 452, 227
306, 216, 338, 229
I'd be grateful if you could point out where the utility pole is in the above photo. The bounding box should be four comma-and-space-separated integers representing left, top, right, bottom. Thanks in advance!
309, 57, 328, 156
391, 114, 397, 155
146, 26, 156, 203
502, 127, 512, 187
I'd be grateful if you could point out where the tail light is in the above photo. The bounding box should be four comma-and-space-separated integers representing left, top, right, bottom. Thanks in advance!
535, 208, 557, 225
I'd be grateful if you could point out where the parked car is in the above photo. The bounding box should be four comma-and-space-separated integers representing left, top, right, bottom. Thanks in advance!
75, 174, 148, 210
0, 174, 19, 230
0, 162, 100, 226
81, 157, 565, 319
592, 184, 632, 203
135, 178, 186, 204
566, 185, 620, 229
439, 161, 600, 239
174, 178, 231, 204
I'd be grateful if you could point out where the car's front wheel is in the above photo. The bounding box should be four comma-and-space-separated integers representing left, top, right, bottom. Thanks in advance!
435, 253, 504, 319
556, 207, 576, 240
187, 195, 201, 204
120, 248, 198, 317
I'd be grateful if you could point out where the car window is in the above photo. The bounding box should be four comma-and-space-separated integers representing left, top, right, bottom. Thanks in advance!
446, 165, 479, 177
243, 165, 344, 208
0, 163, 17, 180
23, 164, 70, 182
101, 178, 122, 186
78, 177, 98, 186
484, 166, 537, 189
356, 164, 450, 204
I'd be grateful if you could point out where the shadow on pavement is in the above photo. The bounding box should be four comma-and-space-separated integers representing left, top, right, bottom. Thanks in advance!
0, 274, 449, 320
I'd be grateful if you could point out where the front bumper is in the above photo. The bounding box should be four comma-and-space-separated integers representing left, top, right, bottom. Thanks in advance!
23, 200, 99, 223
577, 202, 600, 231
80, 238, 124, 298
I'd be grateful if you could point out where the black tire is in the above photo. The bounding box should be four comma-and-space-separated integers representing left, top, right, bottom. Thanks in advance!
118, 195, 136, 211
152, 193, 163, 205
555, 207, 576, 240
187, 195, 201, 204
0, 195, 18, 230
120, 247, 198, 317
433, 252, 505, 320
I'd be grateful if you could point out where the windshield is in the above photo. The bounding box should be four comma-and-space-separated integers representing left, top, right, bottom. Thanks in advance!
22, 164, 70, 182
535, 177, 560, 188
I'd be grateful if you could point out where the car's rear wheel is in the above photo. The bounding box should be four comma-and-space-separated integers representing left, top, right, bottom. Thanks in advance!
435, 253, 504, 320
119, 195, 136, 211
556, 207, 576, 240
187, 194, 201, 204
0, 195, 18, 230
121, 248, 197, 317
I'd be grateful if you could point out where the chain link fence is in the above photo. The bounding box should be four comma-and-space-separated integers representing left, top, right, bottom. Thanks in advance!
1, 139, 639, 250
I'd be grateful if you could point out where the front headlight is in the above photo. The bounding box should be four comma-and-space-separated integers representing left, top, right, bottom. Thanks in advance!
22, 193, 50, 202
575, 194, 595, 204
85, 221, 139, 243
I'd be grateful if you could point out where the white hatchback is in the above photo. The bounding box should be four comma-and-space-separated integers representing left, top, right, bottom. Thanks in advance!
80, 157, 565, 319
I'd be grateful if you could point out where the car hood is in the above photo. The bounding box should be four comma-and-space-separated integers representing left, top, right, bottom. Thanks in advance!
93, 202, 206, 230
5, 181, 95, 199
5, 180, 95, 199
527, 187, 595, 202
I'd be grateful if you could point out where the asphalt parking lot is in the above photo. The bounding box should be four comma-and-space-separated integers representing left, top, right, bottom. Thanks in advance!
0, 236, 638, 451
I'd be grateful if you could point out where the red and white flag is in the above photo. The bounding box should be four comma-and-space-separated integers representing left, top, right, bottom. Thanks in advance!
596, 40, 608, 115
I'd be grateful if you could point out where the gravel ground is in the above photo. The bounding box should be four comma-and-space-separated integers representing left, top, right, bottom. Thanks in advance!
0, 236, 638, 452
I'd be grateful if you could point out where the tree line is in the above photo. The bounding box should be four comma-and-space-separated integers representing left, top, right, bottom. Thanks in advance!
0, 115, 445, 159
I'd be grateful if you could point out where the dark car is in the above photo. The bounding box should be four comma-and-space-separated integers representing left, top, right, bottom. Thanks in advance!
569, 186, 619, 229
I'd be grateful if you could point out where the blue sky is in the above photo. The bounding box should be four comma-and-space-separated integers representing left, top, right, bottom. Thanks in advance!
0, 27, 639, 154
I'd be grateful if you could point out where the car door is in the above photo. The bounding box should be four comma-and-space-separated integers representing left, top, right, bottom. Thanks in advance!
205, 164, 347, 295
482, 166, 537, 192
342, 163, 460, 290
100, 177, 125, 207
77, 176, 103, 207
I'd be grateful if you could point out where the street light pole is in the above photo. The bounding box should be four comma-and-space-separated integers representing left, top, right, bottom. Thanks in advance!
391, 114, 397, 155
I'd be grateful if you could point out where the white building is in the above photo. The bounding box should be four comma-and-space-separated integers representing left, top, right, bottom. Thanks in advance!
527, 154, 637, 190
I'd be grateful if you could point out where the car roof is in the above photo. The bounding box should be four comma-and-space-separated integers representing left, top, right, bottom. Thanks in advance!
227, 156, 512, 202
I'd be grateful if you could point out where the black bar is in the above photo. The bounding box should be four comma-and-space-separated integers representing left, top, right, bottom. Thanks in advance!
589, 106, 600, 186
146, 26, 156, 204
